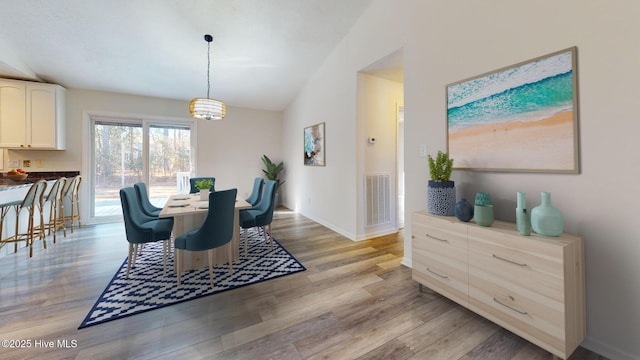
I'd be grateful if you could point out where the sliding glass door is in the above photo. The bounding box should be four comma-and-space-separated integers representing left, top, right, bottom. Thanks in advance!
91, 117, 193, 223
147, 125, 192, 204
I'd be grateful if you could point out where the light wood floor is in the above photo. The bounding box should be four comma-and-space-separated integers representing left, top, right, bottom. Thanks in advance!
0, 208, 606, 360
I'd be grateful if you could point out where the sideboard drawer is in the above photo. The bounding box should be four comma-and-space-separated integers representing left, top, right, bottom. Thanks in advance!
468, 225, 565, 302
412, 212, 468, 306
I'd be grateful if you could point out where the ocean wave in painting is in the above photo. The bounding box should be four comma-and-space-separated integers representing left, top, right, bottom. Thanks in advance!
447, 51, 573, 131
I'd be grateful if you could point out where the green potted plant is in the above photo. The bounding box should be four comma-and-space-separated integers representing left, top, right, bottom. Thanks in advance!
195, 178, 214, 200
261, 155, 286, 191
427, 150, 456, 216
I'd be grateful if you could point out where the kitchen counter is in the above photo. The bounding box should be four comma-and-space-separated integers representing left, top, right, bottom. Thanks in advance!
0, 171, 80, 190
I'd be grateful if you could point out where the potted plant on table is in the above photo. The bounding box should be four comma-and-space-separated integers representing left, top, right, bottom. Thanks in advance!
427, 150, 456, 216
195, 178, 214, 201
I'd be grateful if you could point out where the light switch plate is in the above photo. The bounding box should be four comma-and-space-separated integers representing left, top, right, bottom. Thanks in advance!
419, 144, 428, 157
8, 160, 19, 168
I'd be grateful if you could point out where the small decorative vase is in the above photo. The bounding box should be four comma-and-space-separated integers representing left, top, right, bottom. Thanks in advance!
427, 180, 456, 216
516, 192, 530, 236
531, 192, 564, 236
475, 192, 492, 206
199, 189, 210, 201
474, 204, 494, 226
454, 198, 474, 222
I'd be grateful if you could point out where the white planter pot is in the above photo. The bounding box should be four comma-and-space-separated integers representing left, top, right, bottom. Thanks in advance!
199, 189, 210, 201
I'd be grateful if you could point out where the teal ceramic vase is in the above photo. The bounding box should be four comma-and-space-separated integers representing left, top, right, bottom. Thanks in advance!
475, 192, 492, 206
474, 204, 494, 227
531, 192, 564, 236
516, 192, 530, 236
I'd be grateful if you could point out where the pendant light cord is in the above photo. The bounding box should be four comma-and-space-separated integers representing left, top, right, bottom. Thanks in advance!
206, 39, 211, 99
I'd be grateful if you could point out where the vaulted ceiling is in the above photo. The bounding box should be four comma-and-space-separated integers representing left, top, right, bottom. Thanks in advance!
0, 0, 374, 111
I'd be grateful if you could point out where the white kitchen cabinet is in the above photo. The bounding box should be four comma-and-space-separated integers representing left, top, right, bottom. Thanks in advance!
0, 78, 66, 149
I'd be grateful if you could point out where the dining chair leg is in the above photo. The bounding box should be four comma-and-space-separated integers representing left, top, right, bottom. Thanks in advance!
173, 247, 177, 274
208, 249, 215, 289
267, 224, 273, 247
131, 243, 139, 268
243, 228, 248, 257
162, 239, 167, 276
227, 242, 233, 274
126, 243, 134, 278
262, 226, 268, 245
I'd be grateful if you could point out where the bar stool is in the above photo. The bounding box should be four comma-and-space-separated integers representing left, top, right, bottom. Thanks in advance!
61, 175, 82, 233
0, 198, 23, 254
10, 180, 48, 257
43, 177, 67, 243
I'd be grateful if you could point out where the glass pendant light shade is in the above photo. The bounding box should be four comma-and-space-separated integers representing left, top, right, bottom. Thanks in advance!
189, 98, 226, 120
190, 34, 226, 120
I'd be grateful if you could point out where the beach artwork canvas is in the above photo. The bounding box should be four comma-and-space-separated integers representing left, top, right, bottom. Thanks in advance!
447, 47, 579, 173
304, 122, 325, 166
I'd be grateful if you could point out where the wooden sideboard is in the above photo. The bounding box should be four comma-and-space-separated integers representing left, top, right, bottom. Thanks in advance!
411, 211, 585, 359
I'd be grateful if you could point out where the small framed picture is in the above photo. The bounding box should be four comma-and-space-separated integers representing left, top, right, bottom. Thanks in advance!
303, 122, 325, 166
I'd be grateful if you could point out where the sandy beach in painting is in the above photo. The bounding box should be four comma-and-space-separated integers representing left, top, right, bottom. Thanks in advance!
448, 110, 575, 170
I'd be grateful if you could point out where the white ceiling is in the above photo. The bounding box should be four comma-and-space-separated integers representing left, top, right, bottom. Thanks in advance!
0, 0, 375, 111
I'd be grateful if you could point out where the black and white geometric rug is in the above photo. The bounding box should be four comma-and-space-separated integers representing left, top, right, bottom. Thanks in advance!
79, 228, 305, 329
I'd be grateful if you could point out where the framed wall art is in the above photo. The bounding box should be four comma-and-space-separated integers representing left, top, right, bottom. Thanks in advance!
304, 122, 325, 166
446, 47, 580, 173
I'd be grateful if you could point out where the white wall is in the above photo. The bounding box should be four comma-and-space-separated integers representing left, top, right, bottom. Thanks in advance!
193, 106, 283, 197
10, 89, 282, 226
282, 1, 640, 359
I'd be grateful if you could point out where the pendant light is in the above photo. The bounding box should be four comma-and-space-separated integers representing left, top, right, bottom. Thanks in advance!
189, 34, 226, 120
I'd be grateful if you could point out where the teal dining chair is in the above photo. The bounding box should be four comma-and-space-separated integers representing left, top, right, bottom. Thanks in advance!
239, 180, 277, 256
133, 182, 162, 217
174, 188, 237, 288
120, 187, 174, 277
189, 177, 216, 194
245, 177, 264, 207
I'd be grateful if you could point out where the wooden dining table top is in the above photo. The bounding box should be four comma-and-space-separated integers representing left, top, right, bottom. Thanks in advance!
159, 193, 251, 218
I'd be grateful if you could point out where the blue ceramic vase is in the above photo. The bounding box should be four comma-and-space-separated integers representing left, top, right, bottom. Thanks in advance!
454, 198, 474, 222
531, 192, 564, 236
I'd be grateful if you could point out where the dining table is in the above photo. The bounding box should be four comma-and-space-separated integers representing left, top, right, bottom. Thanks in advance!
159, 192, 252, 270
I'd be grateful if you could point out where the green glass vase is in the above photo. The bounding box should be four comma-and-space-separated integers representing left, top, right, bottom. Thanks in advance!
531, 192, 564, 237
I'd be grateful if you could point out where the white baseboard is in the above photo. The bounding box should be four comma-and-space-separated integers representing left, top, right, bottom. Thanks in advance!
581, 336, 637, 360
401, 256, 412, 268
299, 211, 357, 241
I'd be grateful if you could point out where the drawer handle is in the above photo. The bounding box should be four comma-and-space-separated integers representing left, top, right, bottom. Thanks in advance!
492, 254, 527, 267
426, 234, 449, 243
426, 267, 448, 279
493, 297, 528, 315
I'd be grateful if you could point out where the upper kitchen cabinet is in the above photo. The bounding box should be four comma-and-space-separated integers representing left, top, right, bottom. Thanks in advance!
0, 79, 66, 150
